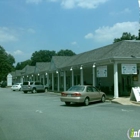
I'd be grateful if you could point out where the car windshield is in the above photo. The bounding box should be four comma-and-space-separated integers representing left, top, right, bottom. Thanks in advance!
68, 86, 85, 91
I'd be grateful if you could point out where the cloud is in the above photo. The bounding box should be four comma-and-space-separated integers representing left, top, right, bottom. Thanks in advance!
26, 0, 42, 4
0, 27, 18, 42
71, 41, 77, 45
0, 27, 36, 43
110, 8, 131, 16
61, 0, 109, 9
26, 0, 109, 9
85, 22, 139, 43
85, 33, 94, 39
13, 50, 23, 55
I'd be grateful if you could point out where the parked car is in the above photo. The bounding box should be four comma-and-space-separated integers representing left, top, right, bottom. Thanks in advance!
22, 81, 47, 93
11, 83, 23, 91
60, 85, 106, 106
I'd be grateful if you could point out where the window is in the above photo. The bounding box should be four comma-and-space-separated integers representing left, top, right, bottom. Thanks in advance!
35, 82, 40, 85
93, 87, 98, 92
87, 87, 93, 92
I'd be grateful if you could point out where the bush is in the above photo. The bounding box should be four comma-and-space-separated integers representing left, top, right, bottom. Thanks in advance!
1, 81, 7, 88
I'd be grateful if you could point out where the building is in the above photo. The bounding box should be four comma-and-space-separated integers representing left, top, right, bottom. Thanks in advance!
11, 40, 140, 98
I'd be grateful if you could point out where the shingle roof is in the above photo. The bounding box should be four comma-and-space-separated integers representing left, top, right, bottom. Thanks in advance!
21, 65, 35, 75
50, 56, 72, 70
12, 40, 140, 76
15, 70, 22, 76
11, 71, 15, 77
35, 62, 50, 73
60, 40, 140, 68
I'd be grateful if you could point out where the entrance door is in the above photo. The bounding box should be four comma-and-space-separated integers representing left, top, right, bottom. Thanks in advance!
121, 75, 132, 96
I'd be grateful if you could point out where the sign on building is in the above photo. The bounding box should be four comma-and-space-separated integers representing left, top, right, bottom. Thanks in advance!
121, 64, 137, 74
97, 66, 107, 77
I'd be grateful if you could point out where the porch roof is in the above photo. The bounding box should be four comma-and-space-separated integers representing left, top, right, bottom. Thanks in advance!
60, 40, 140, 68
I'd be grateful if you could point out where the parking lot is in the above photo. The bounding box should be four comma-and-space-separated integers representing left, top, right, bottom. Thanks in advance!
0, 88, 140, 140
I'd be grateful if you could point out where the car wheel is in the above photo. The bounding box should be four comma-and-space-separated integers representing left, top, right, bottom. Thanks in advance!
24, 91, 27, 93
65, 102, 70, 106
101, 95, 105, 102
32, 88, 36, 93
84, 98, 89, 106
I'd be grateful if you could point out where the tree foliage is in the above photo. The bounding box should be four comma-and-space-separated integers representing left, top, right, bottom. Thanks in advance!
0, 46, 15, 81
29, 49, 76, 66
31, 50, 56, 66
113, 32, 138, 43
57, 49, 76, 56
15, 60, 32, 70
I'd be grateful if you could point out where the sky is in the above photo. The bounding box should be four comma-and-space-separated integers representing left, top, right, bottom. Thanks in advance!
0, 0, 140, 64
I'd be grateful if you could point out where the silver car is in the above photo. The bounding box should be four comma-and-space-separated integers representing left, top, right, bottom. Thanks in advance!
60, 85, 106, 106
22, 81, 47, 93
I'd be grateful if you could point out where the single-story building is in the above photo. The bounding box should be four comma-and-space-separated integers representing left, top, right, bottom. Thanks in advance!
11, 40, 140, 98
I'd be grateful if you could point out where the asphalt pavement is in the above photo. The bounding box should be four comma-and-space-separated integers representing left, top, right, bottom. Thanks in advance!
49, 91, 140, 106
0, 87, 140, 140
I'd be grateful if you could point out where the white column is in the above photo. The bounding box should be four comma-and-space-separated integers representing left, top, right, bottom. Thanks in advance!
64, 71, 66, 91
47, 73, 49, 87
72, 70, 74, 86
52, 73, 54, 91
43, 74, 45, 85
20, 77, 23, 83
80, 67, 84, 85
57, 72, 60, 91
114, 62, 119, 98
92, 66, 96, 87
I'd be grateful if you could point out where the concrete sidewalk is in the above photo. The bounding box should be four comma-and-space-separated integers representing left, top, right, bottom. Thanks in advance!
111, 97, 140, 106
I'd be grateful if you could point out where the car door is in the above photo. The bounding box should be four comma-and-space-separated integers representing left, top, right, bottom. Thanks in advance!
36, 82, 44, 91
87, 86, 98, 101
86, 86, 97, 101
35, 82, 40, 91
92, 87, 101, 100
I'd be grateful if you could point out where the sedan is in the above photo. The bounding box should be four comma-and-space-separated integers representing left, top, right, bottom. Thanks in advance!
11, 83, 22, 91
60, 85, 106, 106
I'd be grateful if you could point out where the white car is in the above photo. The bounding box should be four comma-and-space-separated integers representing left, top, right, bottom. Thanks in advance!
11, 83, 23, 91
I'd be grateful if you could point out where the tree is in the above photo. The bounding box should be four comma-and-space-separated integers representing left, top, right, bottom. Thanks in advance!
15, 49, 76, 69
57, 49, 76, 56
15, 60, 32, 70
31, 50, 56, 66
113, 32, 137, 43
0, 46, 15, 81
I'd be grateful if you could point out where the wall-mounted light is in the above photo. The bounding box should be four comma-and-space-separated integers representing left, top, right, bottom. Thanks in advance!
38, 73, 40, 76
46, 73, 48, 75
27, 75, 28, 77
80, 65, 83, 70
93, 63, 96, 68
32, 75, 33, 77
56, 71, 58, 74
70, 67, 73, 71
